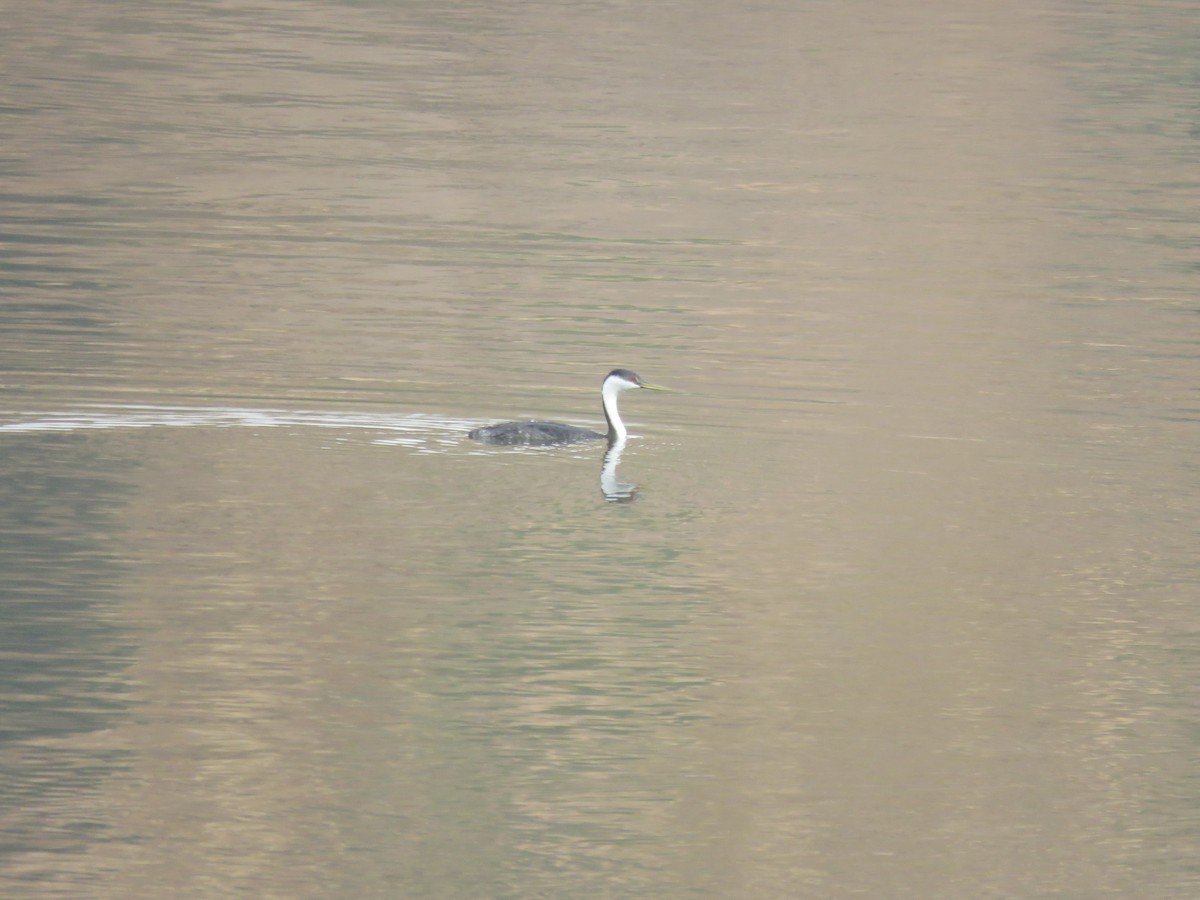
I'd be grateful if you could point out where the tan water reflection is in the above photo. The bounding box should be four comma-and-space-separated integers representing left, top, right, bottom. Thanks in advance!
2, 0, 1198, 897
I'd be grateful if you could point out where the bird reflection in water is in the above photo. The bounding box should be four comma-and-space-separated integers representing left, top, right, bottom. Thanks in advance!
599, 436, 637, 502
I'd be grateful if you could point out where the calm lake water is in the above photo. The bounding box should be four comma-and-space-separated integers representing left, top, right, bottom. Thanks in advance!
2, 0, 1198, 896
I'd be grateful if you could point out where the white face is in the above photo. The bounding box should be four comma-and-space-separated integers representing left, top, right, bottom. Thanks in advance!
608, 373, 640, 392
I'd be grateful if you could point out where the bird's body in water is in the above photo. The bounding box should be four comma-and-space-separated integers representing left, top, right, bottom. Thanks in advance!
468, 369, 669, 446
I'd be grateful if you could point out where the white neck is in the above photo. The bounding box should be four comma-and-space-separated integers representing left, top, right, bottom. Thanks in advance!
601, 377, 631, 442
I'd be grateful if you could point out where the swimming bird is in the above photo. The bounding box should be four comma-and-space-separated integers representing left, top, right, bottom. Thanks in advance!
468, 369, 669, 446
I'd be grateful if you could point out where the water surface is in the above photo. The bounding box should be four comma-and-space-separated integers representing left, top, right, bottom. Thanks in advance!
2, 0, 1198, 897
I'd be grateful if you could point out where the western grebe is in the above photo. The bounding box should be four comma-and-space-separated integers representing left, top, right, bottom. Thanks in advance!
468, 369, 669, 446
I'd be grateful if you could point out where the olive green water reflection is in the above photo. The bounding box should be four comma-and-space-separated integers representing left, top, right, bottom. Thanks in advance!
2, 0, 1199, 897
0, 437, 136, 876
